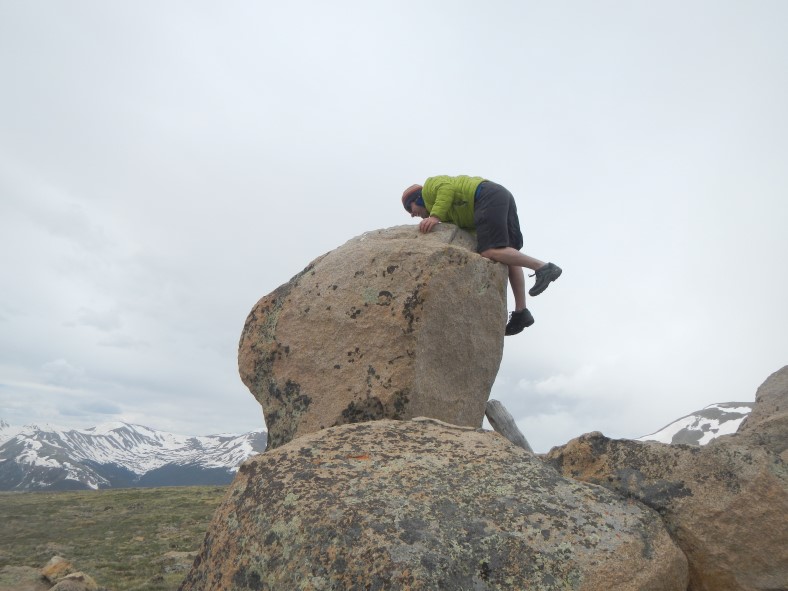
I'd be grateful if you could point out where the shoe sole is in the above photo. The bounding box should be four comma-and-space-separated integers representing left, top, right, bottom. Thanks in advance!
528, 265, 562, 297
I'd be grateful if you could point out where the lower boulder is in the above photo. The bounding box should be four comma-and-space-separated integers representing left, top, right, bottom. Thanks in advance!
180, 419, 687, 591
545, 366, 788, 591
545, 433, 788, 591
547, 440, 788, 591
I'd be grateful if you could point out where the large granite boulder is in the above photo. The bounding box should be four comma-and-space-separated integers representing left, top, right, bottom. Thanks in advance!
545, 366, 788, 591
238, 225, 508, 449
180, 419, 687, 591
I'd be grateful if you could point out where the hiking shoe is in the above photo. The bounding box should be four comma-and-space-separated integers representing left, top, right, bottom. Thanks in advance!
505, 308, 534, 336
528, 262, 562, 296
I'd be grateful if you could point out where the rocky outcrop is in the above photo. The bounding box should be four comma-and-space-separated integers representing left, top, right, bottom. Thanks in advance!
238, 225, 508, 449
545, 366, 788, 591
181, 419, 687, 591
737, 365, 788, 459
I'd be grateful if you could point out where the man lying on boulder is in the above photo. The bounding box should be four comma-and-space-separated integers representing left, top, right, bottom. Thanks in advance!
402, 175, 561, 336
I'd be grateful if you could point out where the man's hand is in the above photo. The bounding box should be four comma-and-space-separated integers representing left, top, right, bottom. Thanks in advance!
419, 216, 441, 233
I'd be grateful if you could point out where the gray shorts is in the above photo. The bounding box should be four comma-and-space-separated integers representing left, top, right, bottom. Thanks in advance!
474, 182, 524, 253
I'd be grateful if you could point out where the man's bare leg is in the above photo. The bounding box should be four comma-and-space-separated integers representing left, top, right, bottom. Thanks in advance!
508, 265, 526, 311
480, 247, 546, 271
500, 264, 534, 335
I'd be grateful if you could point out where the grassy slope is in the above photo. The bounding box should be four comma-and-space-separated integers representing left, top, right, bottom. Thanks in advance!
0, 486, 227, 591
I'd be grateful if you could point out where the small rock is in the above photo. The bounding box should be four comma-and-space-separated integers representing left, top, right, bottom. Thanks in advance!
50, 572, 98, 591
41, 555, 74, 583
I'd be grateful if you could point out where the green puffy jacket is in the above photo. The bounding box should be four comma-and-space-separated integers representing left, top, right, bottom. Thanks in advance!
422, 175, 486, 230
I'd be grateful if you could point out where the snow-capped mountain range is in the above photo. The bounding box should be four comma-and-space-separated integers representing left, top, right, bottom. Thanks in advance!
0, 401, 752, 492
0, 419, 267, 491
637, 402, 753, 445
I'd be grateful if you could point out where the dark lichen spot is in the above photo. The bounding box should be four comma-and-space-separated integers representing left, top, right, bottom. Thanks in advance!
232, 568, 263, 590
479, 561, 492, 581
265, 382, 313, 450
398, 517, 428, 544
377, 290, 393, 306
338, 397, 385, 423
402, 284, 425, 332
391, 390, 410, 417
614, 468, 693, 509
346, 347, 363, 363
541, 573, 557, 586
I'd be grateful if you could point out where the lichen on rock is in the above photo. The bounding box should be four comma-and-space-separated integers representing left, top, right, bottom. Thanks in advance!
180, 420, 687, 591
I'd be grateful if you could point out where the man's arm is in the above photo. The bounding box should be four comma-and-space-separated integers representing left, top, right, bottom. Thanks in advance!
428, 182, 455, 221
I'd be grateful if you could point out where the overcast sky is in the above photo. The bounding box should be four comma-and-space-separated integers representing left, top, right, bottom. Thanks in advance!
1, 1, 786, 453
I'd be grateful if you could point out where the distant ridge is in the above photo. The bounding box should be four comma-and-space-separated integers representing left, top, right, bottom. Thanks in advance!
1, 401, 752, 491
0, 420, 267, 491
637, 402, 753, 445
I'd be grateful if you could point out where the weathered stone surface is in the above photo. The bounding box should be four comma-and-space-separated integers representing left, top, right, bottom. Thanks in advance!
180, 419, 687, 591
238, 224, 508, 449
737, 365, 788, 459
545, 425, 788, 589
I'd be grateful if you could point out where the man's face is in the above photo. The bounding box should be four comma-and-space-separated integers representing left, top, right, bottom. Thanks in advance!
410, 203, 429, 218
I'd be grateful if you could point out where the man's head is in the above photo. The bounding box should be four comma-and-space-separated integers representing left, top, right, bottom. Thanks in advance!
402, 184, 428, 218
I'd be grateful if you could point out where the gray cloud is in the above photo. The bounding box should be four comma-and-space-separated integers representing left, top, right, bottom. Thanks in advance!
60, 400, 124, 417
40, 359, 86, 387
